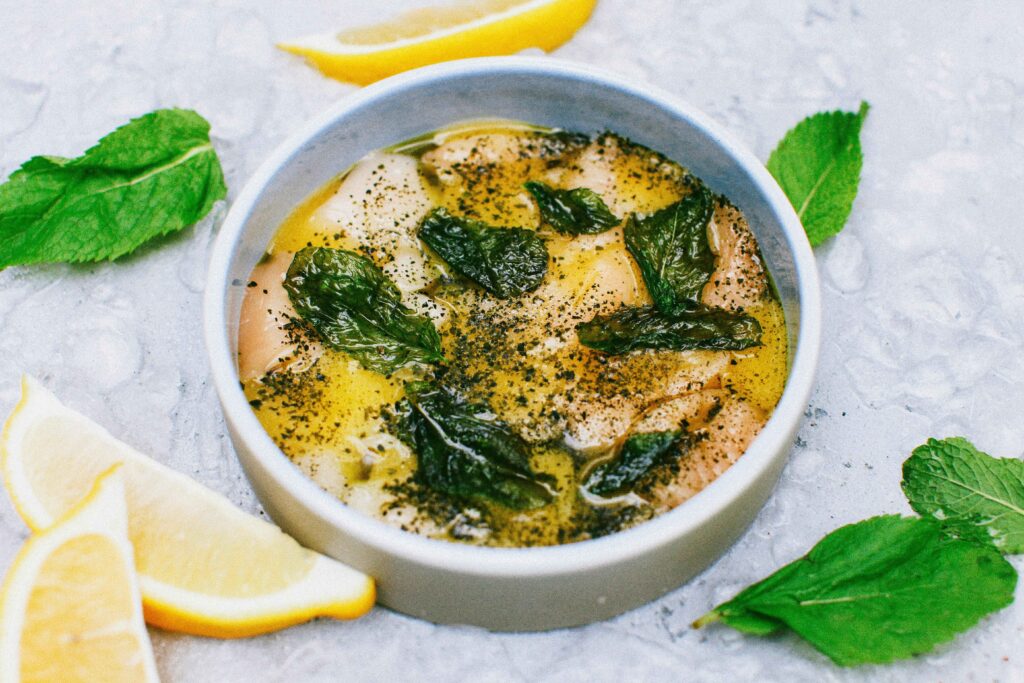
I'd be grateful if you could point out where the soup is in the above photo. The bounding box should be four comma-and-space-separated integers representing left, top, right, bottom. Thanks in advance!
238, 121, 787, 547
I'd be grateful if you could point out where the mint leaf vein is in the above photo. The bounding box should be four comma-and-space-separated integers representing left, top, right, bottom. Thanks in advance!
695, 515, 1016, 667
767, 101, 869, 246
902, 437, 1024, 553
0, 109, 227, 268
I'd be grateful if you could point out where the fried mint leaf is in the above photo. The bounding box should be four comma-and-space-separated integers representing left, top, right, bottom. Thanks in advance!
576, 305, 761, 355
402, 382, 553, 510
584, 430, 683, 496
694, 515, 1017, 667
902, 437, 1024, 553
579, 185, 760, 354
283, 247, 444, 375
623, 185, 715, 315
523, 181, 619, 235
418, 207, 548, 299
0, 109, 226, 269
767, 102, 869, 246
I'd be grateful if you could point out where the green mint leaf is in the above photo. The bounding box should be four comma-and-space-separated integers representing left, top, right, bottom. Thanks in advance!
623, 185, 715, 315
697, 611, 784, 636
584, 430, 683, 496
902, 437, 1024, 554
936, 513, 1005, 547
402, 382, 554, 510
283, 247, 444, 375
576, 305, 761, 355
524, 181, 619, 235
418, 207, 548, 299
766, 101, 869, 246
694, 515, 1017, 667
0, 108, 226, 268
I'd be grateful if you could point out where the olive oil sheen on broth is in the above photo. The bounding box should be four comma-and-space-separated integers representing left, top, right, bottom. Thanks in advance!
238, 120, 787, 547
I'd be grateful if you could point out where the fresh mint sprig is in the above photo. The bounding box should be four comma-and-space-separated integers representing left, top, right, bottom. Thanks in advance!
694, 515, 1016, 666
696, 436, 1023, 666
903, 437, 1024, 554
767, 102, 869, 246
0, 109, 226, 269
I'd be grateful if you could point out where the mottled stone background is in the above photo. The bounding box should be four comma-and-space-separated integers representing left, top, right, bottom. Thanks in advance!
1, 0, 1023, 680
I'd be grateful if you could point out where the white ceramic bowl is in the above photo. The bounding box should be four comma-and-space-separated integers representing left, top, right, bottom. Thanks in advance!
204, 57, 820, 631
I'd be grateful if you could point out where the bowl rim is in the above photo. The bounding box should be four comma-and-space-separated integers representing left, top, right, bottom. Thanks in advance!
203, 56, 821, 578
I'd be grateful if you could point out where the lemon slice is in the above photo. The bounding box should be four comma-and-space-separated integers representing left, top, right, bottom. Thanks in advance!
0, 467, 160, 682
2, 376, 375, 639
278, 0, 598, 85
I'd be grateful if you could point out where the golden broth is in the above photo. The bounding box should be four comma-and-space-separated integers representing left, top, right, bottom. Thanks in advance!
241, 121, 787, 547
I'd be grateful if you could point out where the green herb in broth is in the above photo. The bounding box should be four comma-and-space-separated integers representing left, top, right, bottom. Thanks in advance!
585, 430, 686, 496
418, 207, 548, 299
399, 382, 554, 510
576, 305, 762, 354
283, 246, 444, 374
623, 184, 715, 315
524, 181, 619, 235
241, 120, 790, 547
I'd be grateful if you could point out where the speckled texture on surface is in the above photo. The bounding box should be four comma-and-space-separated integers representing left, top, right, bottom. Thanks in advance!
2, 0, 1023, 680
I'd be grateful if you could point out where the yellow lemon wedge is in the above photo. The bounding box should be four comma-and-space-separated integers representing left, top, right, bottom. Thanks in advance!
278, 0, 598, 85
2, 376, 375, 639
0, 466, 160, 682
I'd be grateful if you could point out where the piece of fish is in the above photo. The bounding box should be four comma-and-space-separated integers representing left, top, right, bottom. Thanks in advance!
311, 152, 440, 293
702, 203, 769, 311
237, 251, 322, 382
421, 131, 544, 185
647, 394, 767, 510
548, 134, 689, 216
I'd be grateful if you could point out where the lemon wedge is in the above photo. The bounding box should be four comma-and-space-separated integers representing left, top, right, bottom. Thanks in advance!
0, 466, 160, 682
278, 0, 598, 85
2, 376, 375, 639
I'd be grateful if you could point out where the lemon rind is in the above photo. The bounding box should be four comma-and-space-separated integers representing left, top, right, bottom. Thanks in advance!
1, 376, 375, 639
280, 0, 566, 55
0, 468, 159, 682
277, 0, 597, 85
